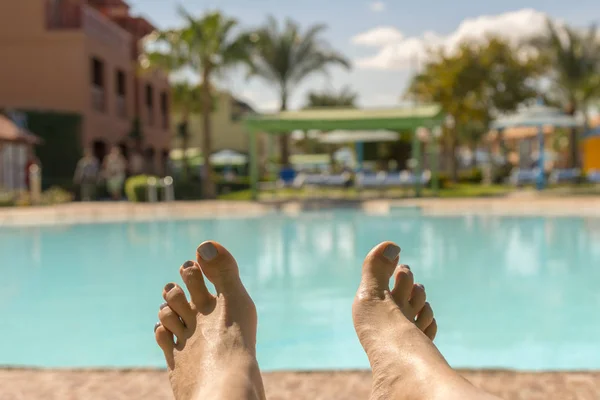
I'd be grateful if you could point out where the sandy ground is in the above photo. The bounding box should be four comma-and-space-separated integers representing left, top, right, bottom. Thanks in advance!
1, 369, 599, 400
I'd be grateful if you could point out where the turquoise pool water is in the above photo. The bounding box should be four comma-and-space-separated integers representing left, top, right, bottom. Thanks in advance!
1, 209, 600, 371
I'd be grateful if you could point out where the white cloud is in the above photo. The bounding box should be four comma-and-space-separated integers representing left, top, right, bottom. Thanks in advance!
369, 1, 385, 12
237, 89, 279, 113
352, 8, 552, 70
351, 26, 404, 47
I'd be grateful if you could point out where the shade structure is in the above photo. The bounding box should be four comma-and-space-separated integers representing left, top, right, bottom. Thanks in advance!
0, 115, 43, 145
244, 105, 445, 199
491, 105, 583, 129
318, 130, 399, 144
245, 105, 444, 132
491, 103, 584, 190
209, 149, 248, 165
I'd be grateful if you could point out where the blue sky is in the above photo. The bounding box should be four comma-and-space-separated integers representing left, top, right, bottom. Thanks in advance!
128, 0, 600, 112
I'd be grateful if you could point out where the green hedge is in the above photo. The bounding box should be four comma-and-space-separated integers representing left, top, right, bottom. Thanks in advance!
21, 110, 83, 190
125, 175, 157, 202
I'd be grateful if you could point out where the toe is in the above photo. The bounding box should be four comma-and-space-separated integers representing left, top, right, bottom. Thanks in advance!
415, 302, 434, 331
196, 241, 245, 296
424, 318, 437, 340
163, 283, 195, 327
407, 283, 426, 318
180, 260, 214, 309
154, 323, 175, 368
158, 303, 186, 340
391, 265, 414, 306
357, 242, 400, 300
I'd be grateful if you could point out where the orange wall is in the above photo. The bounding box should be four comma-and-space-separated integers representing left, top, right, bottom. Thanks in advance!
583, 138, 600, 172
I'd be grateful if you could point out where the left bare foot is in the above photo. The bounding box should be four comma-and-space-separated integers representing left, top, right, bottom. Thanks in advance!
154, 241, 266, 400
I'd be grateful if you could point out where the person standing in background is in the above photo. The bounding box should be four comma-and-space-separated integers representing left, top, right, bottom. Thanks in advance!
129, 147, 145, 176
73, 149, 99, 201
103, 146, 126, 200
24, 147, 41, 191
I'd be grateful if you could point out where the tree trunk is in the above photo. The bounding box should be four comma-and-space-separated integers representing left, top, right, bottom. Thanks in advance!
279, 90, 290, 167
201, 70, 216, 199
447, 127, 458, 182
565, 102, 580, 169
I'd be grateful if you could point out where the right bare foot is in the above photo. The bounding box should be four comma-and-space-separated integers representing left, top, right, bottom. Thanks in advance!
154, 241, 266, 400
353, 242, 499, 400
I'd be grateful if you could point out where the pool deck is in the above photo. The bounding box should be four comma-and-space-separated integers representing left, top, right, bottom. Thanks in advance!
1, 195, 600, 227
1, 369, 599, 400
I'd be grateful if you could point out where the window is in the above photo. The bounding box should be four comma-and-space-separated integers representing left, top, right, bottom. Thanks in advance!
160, 91, 169, 129
90, 57, 105, 112
116, 70, 126, 96
114, 69, 127, 118
145, 84, 154, 108
91, 57, 104, 87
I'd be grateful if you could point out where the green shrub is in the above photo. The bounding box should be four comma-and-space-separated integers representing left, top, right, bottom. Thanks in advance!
125, 175, 157, 202
174, 178, 203, 200
2, 187, 72, 206
426, 172, 450, 189
0, 191, 16, 207
492, 163, 513, 184
41, 186, 73, 205
458, 168, 483, 184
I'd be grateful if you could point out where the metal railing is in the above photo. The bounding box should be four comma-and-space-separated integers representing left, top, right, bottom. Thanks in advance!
82, 5, 131, 57
91, 85, 105, 112
146, 176, 175, 203
116, 95, 127, 118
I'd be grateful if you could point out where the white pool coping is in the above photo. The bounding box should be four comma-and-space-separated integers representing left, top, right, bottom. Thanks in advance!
1, 197, 599, 227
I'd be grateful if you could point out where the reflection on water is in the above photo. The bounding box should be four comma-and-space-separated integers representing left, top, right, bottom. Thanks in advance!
1, 210, 599, 370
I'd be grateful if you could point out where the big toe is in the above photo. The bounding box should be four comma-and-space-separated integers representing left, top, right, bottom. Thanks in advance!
357, 242, 400, 301
196, 241, 245, 296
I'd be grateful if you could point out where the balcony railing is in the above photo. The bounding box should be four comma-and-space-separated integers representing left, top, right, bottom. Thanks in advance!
91, 86, 106, 112
45, 0, 82, 29
116, 96, 127, 118
147, 109, 155, 126
82, 5, 131, 57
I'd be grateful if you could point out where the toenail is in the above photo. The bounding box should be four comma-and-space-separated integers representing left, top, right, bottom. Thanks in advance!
164, 283, 175, 292
182, 260, 195, 269
160, 302, 168, 310
154, 322, 161, 332
383, 244, 401, 261
197, 242, 218, 261
404, 265, 411, 270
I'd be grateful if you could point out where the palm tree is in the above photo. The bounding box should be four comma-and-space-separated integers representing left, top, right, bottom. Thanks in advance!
248, 17, 351, 165
305, 86, 358, 108
144, 8, 252, 198
533, 20, 600, 168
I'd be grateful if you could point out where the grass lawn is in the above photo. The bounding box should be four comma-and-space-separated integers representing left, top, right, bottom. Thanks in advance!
217, 183, 514, 201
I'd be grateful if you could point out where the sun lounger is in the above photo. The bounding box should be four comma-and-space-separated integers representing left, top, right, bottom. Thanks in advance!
382, 170, 431, 188
587, 170, 600, 183
322, 173, 352, 187
509, 168, 540, 186
549, 168, 581, 184
356, 172, 386, 189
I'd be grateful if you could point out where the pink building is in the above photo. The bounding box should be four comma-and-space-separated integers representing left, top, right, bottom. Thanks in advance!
0, 0, 171, 174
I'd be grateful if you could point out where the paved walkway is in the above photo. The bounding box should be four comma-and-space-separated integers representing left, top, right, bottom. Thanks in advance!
1, 196, 600, 227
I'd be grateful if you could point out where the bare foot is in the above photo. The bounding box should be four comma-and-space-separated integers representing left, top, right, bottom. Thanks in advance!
353, 242, 499, 400
154, 241, 266, 400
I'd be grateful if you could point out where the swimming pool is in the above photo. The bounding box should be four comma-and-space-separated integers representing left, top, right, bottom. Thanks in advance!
1, 209, 599, 371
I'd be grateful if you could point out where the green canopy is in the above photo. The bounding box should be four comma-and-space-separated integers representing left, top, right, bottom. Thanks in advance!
243, 105, 445, 199
244, 105, 444, 132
